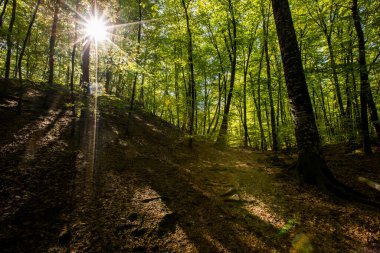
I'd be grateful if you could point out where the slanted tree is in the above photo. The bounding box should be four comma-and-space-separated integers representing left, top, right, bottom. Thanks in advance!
181, 0, 196, 147
1, 0, 16, 97
352, 0, 380, 153
272, 0, 378, 207
0, 0, 9, 27
216, 0, 238, 146
16, 0, 42, 113
271, 0, 332, 184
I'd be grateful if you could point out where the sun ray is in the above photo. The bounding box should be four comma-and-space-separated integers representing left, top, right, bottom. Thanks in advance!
107, 18, 162, 29
104, 37, 128, 56
62, 1, 88, 23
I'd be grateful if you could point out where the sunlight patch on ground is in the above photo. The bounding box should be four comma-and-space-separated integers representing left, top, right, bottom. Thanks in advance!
202, 233, 231, 253
0, 110, 64, 154
240, 193, 285, 229
130, 186, 197, 252
145, 122, 163, 134
1, 99, 17, 108
238, 232, 276, 252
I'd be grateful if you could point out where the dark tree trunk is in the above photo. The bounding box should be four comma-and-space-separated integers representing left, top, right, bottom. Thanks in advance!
262, 2, 278, 151
16, 0, 40, 77
48, 0, 60, 86
181, 0, 196, 147
42, 0, 60, 108
0, 0, 9, 27
271, 0, 332, 184
216, 0, 237, 146
251, 46, 267, 151
126, 0, 143, 135
242, 25, 256, 147
70, 0, 79, 94
2, 0, 16, 97
352, 0, 380, 153
105, 69, 111, 93
15, 0, 41, 114
82, 41, 90, 87
326, 36, 345, 118
70, 0, 79, 136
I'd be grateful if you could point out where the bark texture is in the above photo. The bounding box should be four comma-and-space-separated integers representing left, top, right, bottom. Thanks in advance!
271, 0, 328, 183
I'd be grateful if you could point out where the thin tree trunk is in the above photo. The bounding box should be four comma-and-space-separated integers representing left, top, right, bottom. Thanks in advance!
48, 0, 60, 86
70, 0, 79, 94
15, 0, 41, 114
174, 58, 180, 128
242, 26, 256, 147
126, 0, 143, 135
181, 0, 196, 147
216, 0, 237, 146
251, 46, 267, 151
82, 41, 90, 89
262, 2, 278, 151
0, 0, 8, 27
352, 0, 377, 153
326, 35, 345, 117
1, 0, 16, 97
208, 73, 222, 135
70, 0, 79, 136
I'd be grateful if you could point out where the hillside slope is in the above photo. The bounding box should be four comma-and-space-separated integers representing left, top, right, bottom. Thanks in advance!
0, 85, 379, 252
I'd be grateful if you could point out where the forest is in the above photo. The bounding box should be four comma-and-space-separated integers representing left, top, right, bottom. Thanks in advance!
0, 0, 379, 252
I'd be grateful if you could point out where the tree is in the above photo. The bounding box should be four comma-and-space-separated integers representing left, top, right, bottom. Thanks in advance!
352, 0, 380, 153
15, 0, 41, 113
216, 0, 238, 146
271, 0, 332, 184
0, 0, 9, 27
1, 0, 16, 97
126, 0, 143, 135
261, 0, 278, 151
181, 0, 196, 147
48, 0, 60, 86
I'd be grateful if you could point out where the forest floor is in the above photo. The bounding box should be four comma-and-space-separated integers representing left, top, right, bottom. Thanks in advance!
0, 82, 379, 253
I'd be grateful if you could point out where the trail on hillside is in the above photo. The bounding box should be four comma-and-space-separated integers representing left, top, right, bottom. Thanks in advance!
0, 89, 379, 252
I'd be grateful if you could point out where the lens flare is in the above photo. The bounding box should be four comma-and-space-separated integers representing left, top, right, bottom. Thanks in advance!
85, 17, 107, 42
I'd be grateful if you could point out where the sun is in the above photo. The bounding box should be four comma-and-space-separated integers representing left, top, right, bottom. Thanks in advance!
85, 16, 107, 42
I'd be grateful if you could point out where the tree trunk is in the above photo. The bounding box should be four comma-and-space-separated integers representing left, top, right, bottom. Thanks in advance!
48, 0, 60, 86
0, 0, 8, 27
262, 2, 278, 151
126, 0, 143, 135
242, 26, 256, 147
181, 0, 196, 147
216, 0, 237, 146
70, 0, 79, 136
271, 0, 331, 184
16, 0, 40, 77
174, 58, 180, 128
105, 69, 112, 93
251, 46, 267, 151
326, 35, 345, 117
70, 0, 79, 94
15, 0, 41, 113
352, 0, 378, 153
82, 41, 90, 88
1, 0, 16, 97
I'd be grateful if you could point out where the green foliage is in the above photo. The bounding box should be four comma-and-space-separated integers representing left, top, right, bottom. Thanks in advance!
1, 0, 379, 149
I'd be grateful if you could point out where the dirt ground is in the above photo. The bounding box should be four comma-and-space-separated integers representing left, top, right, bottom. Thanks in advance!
0, 85, 379, 252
